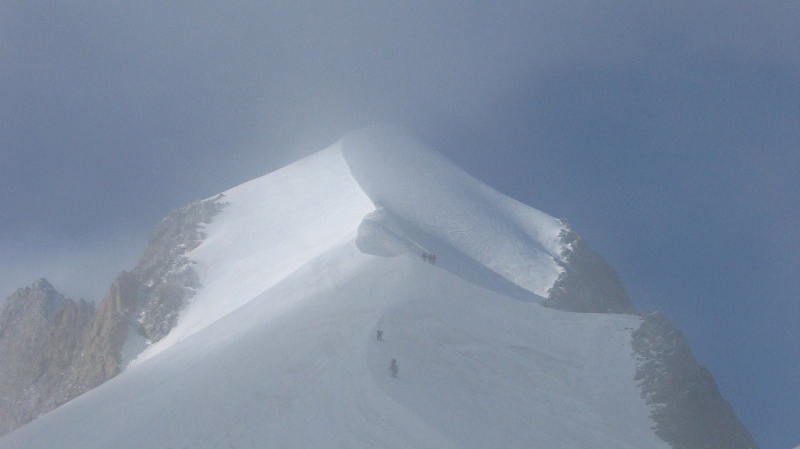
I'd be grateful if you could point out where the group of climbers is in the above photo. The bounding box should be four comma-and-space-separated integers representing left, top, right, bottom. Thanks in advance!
376, 251, 440, 379
422, 252, 437, 265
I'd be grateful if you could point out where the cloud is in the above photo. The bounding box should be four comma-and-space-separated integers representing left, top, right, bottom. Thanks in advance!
0, 232, 146, 304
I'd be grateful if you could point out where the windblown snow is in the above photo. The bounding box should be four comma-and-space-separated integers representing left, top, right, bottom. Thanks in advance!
0, 126, 668, 449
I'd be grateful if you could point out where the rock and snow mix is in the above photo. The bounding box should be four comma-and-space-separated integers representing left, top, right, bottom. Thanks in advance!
132, 126, 569, 365
0, 127, 750, 448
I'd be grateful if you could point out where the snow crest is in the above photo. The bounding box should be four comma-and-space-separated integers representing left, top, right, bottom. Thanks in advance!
133, 146, 375, 363
341, 125, 566, 297
136, 126, 567, 362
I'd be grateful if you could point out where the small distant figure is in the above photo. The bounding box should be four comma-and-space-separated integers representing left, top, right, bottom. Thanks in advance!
377, 330, 383, 341
422, 252, 436, 265
390, 359, 398, 378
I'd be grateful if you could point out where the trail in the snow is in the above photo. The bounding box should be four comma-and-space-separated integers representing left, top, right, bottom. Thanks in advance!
0, 244, 667, 449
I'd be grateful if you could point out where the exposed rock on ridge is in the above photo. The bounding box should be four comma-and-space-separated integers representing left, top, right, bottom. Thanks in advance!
0, 279, 95, 436
544, 222, 636, 314
547, 223, 759, 447
633, 312, 760, 449
70, 194, 227, 384
79, 272, 141, 384
132, 194, 225, 343
0, 195, 225, 436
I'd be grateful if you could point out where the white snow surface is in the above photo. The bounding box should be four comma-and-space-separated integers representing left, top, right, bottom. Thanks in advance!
133, 144, 375, 363
135, 126, 566, 363
340, 127, 566, 297
0, 126, 668, 448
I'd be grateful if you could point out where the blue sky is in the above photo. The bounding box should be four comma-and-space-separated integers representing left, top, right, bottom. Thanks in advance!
2, 2, 798, 447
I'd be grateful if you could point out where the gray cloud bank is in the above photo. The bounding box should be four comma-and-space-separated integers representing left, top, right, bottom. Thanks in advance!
0, 232, 144, 306
2, 1, 798, 448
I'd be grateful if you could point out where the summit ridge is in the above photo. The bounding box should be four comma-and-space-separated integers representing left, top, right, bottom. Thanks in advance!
0, 127, 758, 448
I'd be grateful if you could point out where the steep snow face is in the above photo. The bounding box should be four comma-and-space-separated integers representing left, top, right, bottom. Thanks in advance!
135, 126, 566, 363
341, 126, 566, 297
134, 146, 375, 363
0, 245, 668, 449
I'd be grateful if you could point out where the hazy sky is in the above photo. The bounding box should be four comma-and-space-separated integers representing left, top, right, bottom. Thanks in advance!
2, 2, 798, 447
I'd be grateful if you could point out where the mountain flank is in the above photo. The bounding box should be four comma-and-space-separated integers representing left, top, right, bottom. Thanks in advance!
633, 312, 760, 449
0, 127, 760, 448
541, 225, 758, 449
0, 195, 225, 436
0, 279, 95, 435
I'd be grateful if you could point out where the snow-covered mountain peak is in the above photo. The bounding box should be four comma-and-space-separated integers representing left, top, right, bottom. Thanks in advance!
134, 126, 567, 363
0, 127, 760, 449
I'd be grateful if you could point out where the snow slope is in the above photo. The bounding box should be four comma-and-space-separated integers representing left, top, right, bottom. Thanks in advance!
133, 144, 375, 363
135, 125, 567, 363
341, 127, 566, 298
0, 126, 668, 448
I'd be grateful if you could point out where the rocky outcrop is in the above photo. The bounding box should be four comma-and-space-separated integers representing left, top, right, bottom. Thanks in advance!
69, 194, 227, 383
131, 194, 224, 343
0, 279, 96, 435
78, 272, 141, 384
633, 312, 760, 449
0, 195, 226, 436
544, 222, 636, 314
545, 223, 758, 447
